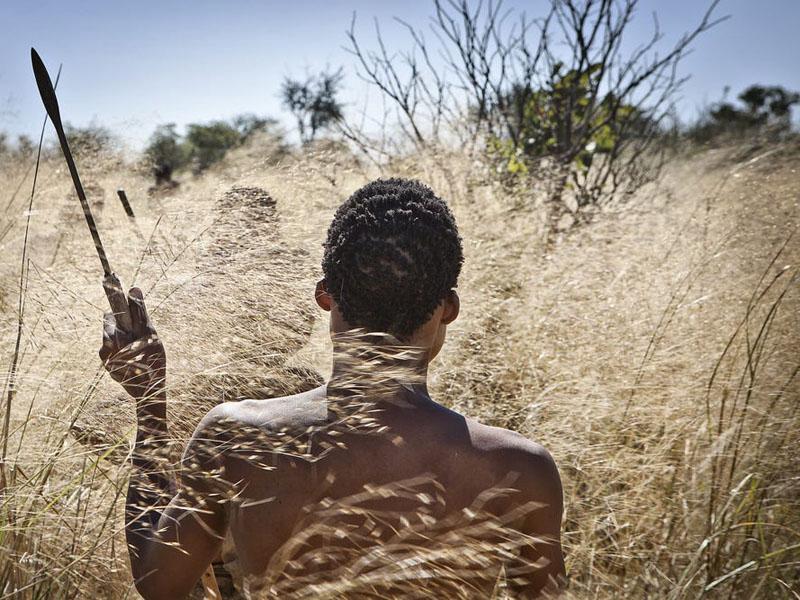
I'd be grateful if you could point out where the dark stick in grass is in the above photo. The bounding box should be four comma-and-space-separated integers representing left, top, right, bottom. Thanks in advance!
117, 189, 135, 218
116, 188, 148, 248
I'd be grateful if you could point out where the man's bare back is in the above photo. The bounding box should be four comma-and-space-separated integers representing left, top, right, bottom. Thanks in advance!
201, 383, 564, 595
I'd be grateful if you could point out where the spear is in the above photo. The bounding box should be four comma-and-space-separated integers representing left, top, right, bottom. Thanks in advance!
30, 48, 132, 332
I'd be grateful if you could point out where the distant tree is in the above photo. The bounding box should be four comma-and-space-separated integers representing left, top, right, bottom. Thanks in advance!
185, 121, 242, 173
63, 122, 115, 158
0, 134, 36, 160
281, 68, 344, 143
231, 113, 278, 141
15, 135, 34, 158
145, 123, 189, 186
738, 85, 800, 121
144, 113, 281, 184
689, 84, 799, 142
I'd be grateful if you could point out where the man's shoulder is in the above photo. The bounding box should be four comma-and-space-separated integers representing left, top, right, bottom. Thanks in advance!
465, 418, 553, 460
198, 385, 328, 432
463, 418, 562, 501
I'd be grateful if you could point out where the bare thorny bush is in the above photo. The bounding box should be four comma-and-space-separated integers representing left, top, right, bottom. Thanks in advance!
343, 0, 724, 237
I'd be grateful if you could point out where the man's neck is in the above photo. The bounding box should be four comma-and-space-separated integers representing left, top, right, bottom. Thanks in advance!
328, 331, 431, 398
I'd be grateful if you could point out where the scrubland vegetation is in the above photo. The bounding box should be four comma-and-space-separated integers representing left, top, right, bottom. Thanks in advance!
1, 0, 799, 598
1, 124, 798, 599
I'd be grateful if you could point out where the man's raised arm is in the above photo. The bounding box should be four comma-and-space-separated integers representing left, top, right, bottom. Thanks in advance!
100, 288, 227, 599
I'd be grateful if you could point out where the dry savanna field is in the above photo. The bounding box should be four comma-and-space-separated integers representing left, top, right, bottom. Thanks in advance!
0, 133, 798, 598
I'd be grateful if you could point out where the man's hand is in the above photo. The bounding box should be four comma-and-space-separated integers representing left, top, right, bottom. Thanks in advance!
99, 287, 166, 404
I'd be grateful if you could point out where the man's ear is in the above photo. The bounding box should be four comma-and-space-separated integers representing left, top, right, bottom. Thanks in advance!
442, 289, 460, 325
315, 279, 332, 312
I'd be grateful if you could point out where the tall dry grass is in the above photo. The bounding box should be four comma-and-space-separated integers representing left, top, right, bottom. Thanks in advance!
0, 134, 798, 598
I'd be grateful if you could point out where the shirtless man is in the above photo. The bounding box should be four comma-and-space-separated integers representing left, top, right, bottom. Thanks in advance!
100, 178, 565, 598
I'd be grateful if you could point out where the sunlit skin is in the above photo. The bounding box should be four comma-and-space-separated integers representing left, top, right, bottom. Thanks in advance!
101, 281, 565, 599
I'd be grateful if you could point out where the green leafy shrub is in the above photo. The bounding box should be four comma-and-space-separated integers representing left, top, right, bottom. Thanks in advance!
487, 64, 656, 205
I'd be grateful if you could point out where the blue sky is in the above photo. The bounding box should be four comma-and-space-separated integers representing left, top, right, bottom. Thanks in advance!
1, 0, 798, 149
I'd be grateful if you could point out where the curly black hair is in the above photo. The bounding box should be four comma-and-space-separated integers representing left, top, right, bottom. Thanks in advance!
322, 178, 463, 339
